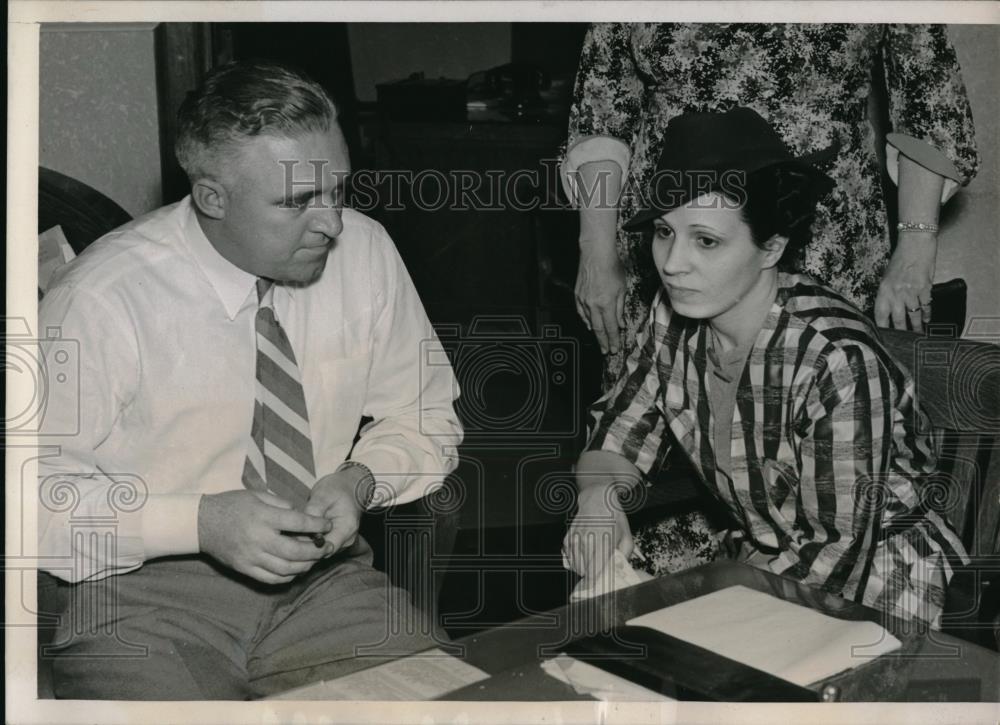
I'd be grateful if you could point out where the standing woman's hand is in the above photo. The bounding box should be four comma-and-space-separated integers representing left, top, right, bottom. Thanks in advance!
877, 151, 945, 332
575, 249, 627, 355
875, 232, 936, 332
573, 158, 626, 355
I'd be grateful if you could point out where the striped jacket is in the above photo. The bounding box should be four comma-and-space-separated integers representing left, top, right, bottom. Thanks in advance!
587, 273, 969, 626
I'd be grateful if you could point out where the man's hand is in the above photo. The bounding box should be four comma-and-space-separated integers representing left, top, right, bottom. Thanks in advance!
305, 467, 373, 558
575, 249, 626, 355
198, 490, 333, 585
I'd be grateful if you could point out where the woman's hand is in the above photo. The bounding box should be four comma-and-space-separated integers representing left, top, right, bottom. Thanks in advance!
573, 158, 625, 355
879, 152, 945, 332
875, 232, 936, 332
562, 481, 634, 583
575, 249, 626, 356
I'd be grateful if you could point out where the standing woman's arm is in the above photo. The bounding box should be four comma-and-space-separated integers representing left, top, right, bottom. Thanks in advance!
876, 24, 979, 332
561, 23, 645, 355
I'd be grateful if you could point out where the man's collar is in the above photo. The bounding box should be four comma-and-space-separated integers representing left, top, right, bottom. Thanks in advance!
180, 197, 290, 319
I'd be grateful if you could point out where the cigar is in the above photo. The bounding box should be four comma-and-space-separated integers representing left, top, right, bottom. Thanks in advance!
268, 487, 328, 548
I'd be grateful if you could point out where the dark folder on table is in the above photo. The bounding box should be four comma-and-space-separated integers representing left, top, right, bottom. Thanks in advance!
565, 625, 821, 701
563, 585, 901, 701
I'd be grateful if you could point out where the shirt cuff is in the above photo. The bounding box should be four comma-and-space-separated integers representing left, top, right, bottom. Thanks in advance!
141, 493, 204, 560
885, 133, 962, 203
351, 449, 444, 508
560, 135, 631, 207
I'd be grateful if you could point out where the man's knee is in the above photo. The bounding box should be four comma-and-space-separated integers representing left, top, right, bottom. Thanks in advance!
247, 561, 444, 691
50, 618, 250, 700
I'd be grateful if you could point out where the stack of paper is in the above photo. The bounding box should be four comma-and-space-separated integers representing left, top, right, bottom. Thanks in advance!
627, 585, 901, 687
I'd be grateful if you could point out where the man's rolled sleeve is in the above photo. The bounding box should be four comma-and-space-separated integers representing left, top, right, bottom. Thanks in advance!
350, 223, 462, 507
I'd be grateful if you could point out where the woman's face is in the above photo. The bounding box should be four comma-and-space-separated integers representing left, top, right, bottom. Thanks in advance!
651, 192, 780, 320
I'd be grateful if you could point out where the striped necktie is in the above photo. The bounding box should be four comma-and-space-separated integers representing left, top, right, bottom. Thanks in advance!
242, 278, 315, 509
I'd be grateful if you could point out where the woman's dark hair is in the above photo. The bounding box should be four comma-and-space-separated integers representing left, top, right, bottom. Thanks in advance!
738, 163, 831, 270
634, 164, 830, 304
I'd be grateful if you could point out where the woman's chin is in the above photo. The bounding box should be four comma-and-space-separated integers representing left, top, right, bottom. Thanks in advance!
665, 294, 711, 319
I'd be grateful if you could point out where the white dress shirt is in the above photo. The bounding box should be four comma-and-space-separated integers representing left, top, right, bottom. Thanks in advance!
38, 198, 462, 582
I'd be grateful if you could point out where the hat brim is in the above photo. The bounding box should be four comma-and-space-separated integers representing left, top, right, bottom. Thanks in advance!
622, 141, 840, 233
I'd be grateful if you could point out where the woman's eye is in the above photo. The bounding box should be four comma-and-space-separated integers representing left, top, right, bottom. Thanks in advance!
697, 236, 719, 249
653, 226, 673, 240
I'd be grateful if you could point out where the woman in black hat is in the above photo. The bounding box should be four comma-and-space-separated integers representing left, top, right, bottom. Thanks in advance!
562, 108, 967, 627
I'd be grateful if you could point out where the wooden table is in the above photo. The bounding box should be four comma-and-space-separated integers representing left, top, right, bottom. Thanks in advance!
437, 561, 1000, 702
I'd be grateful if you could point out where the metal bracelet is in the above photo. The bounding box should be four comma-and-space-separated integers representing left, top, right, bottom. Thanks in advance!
897, 221, 939, 234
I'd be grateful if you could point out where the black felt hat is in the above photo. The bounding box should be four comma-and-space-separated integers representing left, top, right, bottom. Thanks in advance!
622, 107, 838, 232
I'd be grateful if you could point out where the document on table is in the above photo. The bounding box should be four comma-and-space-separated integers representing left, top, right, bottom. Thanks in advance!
542, 655, 675, 701
268, 649, 489, 700
627, 585, 901, 687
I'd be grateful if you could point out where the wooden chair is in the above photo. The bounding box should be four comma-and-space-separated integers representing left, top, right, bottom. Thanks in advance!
880, 326, 1000, 649
38, 167, 133, 256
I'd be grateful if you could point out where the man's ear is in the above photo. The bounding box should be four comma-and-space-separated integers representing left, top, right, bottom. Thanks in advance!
760, 234, 789, 270
190, 177, 228, 220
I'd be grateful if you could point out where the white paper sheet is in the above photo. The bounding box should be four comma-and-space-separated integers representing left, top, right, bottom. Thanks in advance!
38, 224, 75, 294
566, 549, 654, 601
267, 648, 489, 700
627, 585, 901, 687
542, 655, 675, 701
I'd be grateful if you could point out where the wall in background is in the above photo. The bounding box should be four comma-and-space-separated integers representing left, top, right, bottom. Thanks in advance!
940, 25, 999, 327
510, 22, 587, 79
39, 24, 162, 218
347, 23, 511, 102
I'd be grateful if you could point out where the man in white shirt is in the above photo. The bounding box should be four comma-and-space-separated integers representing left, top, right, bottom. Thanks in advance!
38, 61, 463, 699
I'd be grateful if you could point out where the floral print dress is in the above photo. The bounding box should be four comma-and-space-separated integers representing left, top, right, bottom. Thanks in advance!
565, 24, 979, 576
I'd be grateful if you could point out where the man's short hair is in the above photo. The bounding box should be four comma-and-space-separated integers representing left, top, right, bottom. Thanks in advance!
175, 61, 338, 182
